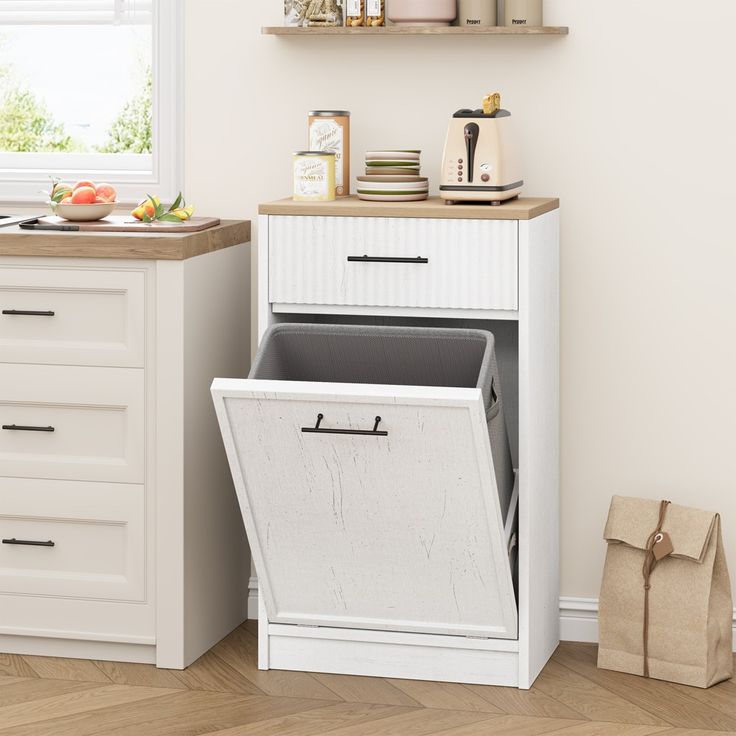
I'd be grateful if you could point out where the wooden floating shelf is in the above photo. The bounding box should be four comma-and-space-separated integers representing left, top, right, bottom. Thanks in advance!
262, 25, 569, 36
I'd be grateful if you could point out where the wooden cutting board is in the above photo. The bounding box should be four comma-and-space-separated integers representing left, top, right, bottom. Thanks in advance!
38, 215, 221, 233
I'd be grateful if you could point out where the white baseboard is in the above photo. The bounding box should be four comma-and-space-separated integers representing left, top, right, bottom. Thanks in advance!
558, 596, 600, 643
559, 596, 736, 652
247, 581, 736, 653
247, 576, 259, 620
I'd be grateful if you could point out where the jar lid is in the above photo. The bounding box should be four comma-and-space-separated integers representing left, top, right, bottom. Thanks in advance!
308, 111, 351, 117
294, 150, 336, 156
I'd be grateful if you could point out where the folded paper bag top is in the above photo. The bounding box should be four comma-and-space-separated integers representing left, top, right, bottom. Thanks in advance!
603, 495, 718, 563
598, 495, 733, 689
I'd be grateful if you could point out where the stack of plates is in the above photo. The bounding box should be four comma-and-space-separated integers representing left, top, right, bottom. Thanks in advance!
359, 150, 428, 201
365, 150, 421, 176
356, 176, 429, 202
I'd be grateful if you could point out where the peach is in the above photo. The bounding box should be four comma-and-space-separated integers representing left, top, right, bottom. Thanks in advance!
94, 196, 107, 204
60, 196, 73, 204
95, 183, 116, 202
73, 180, 96, 192
71, 186, 96, 204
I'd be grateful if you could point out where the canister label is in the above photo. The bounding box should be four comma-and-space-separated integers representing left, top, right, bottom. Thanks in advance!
294, 157, 329, 199
309, 120, 344, 188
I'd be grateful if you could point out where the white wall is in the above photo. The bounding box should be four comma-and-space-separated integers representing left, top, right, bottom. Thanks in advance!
185, 0, 736, 604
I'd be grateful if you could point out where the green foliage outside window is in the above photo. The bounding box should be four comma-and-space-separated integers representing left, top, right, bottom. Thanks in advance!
0, 64, 152, 155
97, 69, 153, 154
0, 69, 74, 152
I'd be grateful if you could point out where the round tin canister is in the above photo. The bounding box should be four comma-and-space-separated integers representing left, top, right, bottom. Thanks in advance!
457, 0, 497, 27
308, 111, 350, 196
504, 0, 542, 26
293, 151, 336, 202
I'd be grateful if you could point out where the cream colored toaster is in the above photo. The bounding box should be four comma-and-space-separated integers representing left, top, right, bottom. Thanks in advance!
440, 93, 523, 205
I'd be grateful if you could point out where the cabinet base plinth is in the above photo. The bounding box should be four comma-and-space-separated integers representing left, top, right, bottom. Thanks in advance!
263, 623, 523, 687
0, 633, 156, 664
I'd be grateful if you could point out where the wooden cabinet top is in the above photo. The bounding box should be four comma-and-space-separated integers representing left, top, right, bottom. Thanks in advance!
0, 220, 250, 260
259, 196, 558, 221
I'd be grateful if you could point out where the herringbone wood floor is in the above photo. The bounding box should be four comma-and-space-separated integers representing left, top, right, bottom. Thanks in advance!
0, 624, 734, 735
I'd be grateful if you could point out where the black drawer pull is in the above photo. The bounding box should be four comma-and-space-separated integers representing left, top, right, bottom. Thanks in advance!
2, 424, 55, 432
2, 538, 55, 547
302, 413, 388, 437
2, 310, 55, 316
347, 255, 428, 264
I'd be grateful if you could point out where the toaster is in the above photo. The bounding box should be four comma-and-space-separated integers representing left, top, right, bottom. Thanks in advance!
440, 93, 523, 205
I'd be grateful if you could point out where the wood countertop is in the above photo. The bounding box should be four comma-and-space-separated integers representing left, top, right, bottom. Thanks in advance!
0, 219, 250, 260
259, 196, 558, 221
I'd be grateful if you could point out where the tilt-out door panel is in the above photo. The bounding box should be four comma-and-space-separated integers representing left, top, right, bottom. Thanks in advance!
214, 380, 518, 640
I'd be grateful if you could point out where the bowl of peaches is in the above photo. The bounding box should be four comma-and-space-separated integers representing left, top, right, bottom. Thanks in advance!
47, 179, 117, 221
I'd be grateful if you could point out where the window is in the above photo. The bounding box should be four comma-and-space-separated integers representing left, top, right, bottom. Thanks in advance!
0, 0, 182, 203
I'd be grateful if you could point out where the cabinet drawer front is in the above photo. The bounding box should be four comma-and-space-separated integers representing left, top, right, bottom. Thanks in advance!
0, 478, 145, 601
0, 364, 144, 484
213, 379, 517, 640
0, 266, 145, 367
269, 216, 518, 311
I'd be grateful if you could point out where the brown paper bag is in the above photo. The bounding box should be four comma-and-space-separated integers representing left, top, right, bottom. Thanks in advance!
598, 495, 733, 688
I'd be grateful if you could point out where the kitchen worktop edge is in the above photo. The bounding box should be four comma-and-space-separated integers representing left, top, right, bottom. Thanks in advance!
259, 196, 558, 220
0, 219, 251, 260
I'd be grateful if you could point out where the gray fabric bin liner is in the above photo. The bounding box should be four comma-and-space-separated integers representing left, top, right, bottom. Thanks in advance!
250, 323, 515, 519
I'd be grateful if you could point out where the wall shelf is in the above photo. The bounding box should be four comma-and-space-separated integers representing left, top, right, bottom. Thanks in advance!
262, 25, 568, 36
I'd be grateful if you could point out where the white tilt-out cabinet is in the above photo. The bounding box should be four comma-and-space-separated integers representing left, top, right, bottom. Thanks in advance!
216, 197, 559, 689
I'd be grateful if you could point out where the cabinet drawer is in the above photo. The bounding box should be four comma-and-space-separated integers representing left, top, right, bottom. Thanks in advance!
0, 364, 144, 484
0, 478, 145, 602
0, 266, 145, 367
269, 215, 518, 312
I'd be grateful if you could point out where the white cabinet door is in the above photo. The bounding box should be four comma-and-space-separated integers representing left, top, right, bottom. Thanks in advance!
269, 216, 518, 312
0, 364, 144, 484
213, 378, 518, 640
0, 266, 145, 368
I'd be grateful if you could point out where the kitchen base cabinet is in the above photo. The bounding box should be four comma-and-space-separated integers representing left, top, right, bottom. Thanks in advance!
236, 197, 558, 689
0, 221, 251, 669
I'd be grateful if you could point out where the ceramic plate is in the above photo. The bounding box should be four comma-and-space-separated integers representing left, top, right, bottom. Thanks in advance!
366, 151, 421, 161
357, 192, 429, 202
357, 175, 428, 184
365, 168, 422, 176
365, 160, 421, 167
357, 181, 429, 192
357, 190, 429, 196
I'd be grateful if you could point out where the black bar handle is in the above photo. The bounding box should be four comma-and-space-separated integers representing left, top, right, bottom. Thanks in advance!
2, 538, 55, 547
2, 310, 55, 316
302, 413, 388, 437
347, 255, 428, 264
2, 424, 55, 432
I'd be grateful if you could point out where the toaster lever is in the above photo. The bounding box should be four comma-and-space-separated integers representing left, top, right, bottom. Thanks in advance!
463, 123, 479, 183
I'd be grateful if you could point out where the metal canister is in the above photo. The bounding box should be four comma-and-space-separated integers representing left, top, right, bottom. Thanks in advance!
458, 0, 497, 26
504, 0, 543, 27
308, 111, 350, 197
293, 151, 336, 202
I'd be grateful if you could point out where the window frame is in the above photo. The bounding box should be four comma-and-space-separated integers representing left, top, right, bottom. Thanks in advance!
0, 0, 182, 204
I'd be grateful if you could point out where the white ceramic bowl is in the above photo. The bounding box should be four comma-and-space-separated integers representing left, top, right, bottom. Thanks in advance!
50, 201, 116, 222
387, 0, 457, 25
